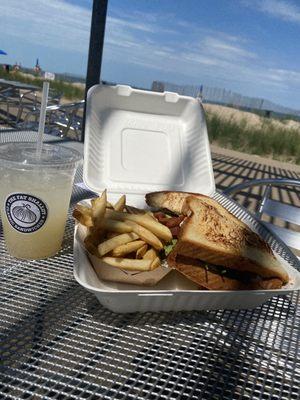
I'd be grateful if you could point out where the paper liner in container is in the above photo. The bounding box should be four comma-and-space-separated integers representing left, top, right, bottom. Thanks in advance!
77, 224, 171, 286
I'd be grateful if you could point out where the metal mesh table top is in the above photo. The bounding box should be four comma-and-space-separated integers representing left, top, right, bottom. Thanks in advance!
1, 132, 300, 400
0, 129, 66, 143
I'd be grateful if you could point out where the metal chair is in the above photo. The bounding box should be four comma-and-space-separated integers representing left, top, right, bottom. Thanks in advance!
47, 100, 84, 140
0, 81, 41, 126
0, 87, 21, 124
19, 100, 84, 141
224, 178, 300, 256
16, 88, 62, 124
15, 91, 38, 124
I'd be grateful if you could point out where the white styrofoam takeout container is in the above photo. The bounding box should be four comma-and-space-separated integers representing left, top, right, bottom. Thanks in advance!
83, 84, 215, 204
74, 84, 300, 313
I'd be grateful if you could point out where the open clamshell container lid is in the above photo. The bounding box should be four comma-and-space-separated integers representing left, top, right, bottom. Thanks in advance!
75, 84, 300, 313
83, 84, 215, 205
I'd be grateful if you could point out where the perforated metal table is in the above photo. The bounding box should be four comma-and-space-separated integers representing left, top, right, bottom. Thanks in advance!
1, 131, 299, 400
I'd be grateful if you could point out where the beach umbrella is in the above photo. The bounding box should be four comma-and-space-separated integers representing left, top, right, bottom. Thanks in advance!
0, 49, 7, 55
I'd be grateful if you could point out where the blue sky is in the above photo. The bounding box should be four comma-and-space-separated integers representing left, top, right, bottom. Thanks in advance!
1, 0, 300, 109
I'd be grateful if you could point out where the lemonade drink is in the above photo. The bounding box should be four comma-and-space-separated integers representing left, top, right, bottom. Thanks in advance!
0, 143, 81, 259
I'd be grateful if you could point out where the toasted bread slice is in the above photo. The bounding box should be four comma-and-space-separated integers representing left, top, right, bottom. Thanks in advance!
175, 196, 289, 283
168, 254, 283, 290
145, 191, 206, 215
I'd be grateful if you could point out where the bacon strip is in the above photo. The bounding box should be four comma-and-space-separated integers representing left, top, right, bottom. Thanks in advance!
154, 212, 184, 238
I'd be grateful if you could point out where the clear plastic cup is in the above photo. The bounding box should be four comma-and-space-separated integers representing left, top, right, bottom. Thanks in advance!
0, 142, 81, 259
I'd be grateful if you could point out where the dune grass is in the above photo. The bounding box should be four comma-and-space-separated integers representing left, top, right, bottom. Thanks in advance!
206, 112, 300, 165
0, 70, 84, 100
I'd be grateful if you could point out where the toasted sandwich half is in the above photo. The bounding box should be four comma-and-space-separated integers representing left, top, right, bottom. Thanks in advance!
146, 191, 205, 215
147, 192, 289, 290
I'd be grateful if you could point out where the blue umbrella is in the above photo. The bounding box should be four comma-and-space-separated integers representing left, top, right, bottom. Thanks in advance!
0, 49, 7, 55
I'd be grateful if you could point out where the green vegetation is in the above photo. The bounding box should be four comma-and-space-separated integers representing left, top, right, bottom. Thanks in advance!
0, 70, 84, 100
206, 112, 300, 165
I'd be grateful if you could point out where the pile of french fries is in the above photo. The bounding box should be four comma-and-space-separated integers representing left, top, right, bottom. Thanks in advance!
73, 190, 172, 272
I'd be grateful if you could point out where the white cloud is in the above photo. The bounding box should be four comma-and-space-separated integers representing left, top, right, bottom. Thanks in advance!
180, 52, 219, 66
201, 37, 257, 60
102, 10, 300, 93
104, 13, 257, 71
1, 0, 299, 97
0, 0, 176, 55
268, 68, 300, 83
108, 16, 155, 34
0, 0, 259, 70
1, 0, 91, 53
244, 0, 300, 23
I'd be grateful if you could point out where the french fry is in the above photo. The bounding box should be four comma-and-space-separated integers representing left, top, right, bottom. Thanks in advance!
76, 204, 92, 215
146, 211, 155, 218
92, 190, 107, 226
143, 248, 160, 270
87, 225, 104, 245
84, 235, 99, 256
106, 201, 114, 209
136, 244, 148, 259
106, 232, 119, 239
125, 205, 145, 214
97, 232, 138, 256
111, 240, 145, 257
90, 198, 98, 208
114, 195, 126, 212
102, 219, 132, 233
106, 209, 172, 242
73, 205, 93, 227
101, 257, 152, 271
124, 220, 163, 250
143, 248, 157, 261
150, 257, 161, 271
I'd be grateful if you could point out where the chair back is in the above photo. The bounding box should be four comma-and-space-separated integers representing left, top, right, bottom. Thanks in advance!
224, 179, 300, 253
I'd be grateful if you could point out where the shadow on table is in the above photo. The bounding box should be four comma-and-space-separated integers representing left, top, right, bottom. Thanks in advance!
90, 293, 297, 399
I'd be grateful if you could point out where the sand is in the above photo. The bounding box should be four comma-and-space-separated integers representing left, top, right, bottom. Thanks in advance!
204, 103, 300, 133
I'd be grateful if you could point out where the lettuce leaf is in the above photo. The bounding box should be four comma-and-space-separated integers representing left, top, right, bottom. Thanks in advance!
163, 239, 178, 257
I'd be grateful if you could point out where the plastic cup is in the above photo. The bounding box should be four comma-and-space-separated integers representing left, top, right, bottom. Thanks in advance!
0, 142, 81, 259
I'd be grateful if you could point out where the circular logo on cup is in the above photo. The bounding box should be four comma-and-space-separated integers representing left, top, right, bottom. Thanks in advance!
5, 193, 48, 233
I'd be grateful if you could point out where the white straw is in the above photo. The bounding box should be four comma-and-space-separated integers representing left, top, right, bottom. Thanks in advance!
36, 81, 50, 158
